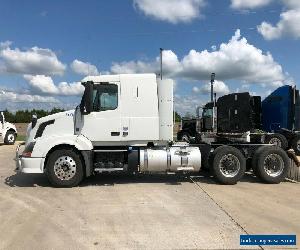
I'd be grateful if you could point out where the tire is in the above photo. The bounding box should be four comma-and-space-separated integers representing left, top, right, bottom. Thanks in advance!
251, 145, 270, 177
4, 131, 16, 145
291, 136, 300, 155
211, 146, 246, 185
265, 133, 288, 150
46, 148, 84, 187
254, 146, 289, 184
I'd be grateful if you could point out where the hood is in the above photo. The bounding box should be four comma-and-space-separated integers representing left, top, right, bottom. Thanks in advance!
37, 110, 75, 124
26, 109, 76, 145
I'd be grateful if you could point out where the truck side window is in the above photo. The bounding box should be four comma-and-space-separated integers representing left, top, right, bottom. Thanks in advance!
92, 84, 118, 111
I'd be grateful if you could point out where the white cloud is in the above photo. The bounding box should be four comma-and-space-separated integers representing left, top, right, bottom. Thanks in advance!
111, 60, 155, 74
24, 75, 84, 96
0, 41, 12, 49
257, 0, 300, 40
231, 0, 273, 9
174, 94, 204, 116
0, 90, 59, 103
258, 10, 300, 40
193, 80, 230, 95
0, 43, 66, 75
70, 59, 99, 76
111, 30, 285, 85
133, 0, 205, 24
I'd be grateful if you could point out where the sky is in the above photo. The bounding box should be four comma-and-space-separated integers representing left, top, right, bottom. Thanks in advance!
0, 0, 299, 115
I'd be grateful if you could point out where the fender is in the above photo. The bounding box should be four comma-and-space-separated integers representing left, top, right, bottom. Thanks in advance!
32, 134, 93, 158
3, 125, 17, 137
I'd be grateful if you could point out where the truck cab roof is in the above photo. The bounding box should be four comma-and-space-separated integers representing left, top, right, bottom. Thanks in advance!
82, 73, 157, 84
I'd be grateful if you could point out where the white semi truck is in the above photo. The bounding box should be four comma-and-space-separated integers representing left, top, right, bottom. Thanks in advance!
16, 74, 290, 187
0, 111, 17, 145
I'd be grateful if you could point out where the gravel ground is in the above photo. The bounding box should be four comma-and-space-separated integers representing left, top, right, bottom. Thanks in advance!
0, 144, 299, 250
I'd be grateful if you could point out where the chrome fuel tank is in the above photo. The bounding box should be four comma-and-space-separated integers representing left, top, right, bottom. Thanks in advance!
139, 146, 201, 173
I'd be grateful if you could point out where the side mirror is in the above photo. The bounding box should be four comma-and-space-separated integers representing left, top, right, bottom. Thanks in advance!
80, 81, 94, 114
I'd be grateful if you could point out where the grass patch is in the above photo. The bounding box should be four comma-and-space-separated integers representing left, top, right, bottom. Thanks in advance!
16, 134, 26, 141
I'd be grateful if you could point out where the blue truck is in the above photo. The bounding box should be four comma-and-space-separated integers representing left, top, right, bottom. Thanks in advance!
262, 85, 300, 154
178, 85, 300, 154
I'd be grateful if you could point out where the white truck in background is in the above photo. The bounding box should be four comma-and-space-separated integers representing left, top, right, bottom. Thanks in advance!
0, 111, 17, 145
16, 74, 290, 187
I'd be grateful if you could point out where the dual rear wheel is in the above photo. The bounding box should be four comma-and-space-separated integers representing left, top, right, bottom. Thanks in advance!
211, 145, 289, 185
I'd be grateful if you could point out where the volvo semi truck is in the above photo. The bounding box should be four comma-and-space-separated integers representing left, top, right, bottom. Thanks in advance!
16, 74, 290, 187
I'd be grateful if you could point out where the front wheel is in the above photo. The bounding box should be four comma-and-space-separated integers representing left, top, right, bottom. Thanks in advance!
46, 148, 84, 187
253, 146, 289, 184
4, 131, 16, 145
211, 146, 246, 185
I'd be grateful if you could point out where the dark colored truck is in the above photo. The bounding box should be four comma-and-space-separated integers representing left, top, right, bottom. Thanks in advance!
177, 85, 300, 154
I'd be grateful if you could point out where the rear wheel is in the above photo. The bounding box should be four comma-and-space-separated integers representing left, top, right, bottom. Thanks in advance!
251, 145, 269, 176
253, 146, 289, 184
46, 148, 84, 187
211, 146, 246, 185
265, 133, 288, 150
4, 131, 16, 145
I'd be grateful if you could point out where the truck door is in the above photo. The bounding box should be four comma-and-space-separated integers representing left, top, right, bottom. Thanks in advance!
80, 83, 121, 143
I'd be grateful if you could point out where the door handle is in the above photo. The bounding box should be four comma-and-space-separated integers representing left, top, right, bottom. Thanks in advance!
111, 132, 120, 136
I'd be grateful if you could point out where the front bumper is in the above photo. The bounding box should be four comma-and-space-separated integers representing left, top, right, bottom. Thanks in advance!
15, 143, 44, 173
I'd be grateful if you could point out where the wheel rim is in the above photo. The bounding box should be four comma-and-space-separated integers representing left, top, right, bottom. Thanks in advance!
7, 134, 15, 143
219, 154, 240, 178
263, 154, 284, 177
54, 156, 77, 181
269, 138, 281, 147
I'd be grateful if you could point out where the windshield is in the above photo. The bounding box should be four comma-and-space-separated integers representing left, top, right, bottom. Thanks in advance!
203, 108, 213, 117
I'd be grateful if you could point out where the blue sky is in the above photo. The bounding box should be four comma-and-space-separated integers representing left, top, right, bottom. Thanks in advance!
0, 0, 299, 115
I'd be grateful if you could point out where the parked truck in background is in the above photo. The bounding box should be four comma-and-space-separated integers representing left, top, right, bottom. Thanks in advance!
262, 85, 300, 154
178, 84, 300, 154
16, 74, 290, 187
0, 111, 17, 145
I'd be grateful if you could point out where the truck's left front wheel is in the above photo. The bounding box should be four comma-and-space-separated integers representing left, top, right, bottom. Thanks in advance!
46, 149, 84, 187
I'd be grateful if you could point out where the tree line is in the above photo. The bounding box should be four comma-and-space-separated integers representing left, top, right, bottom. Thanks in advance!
2, 108, 65, 123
